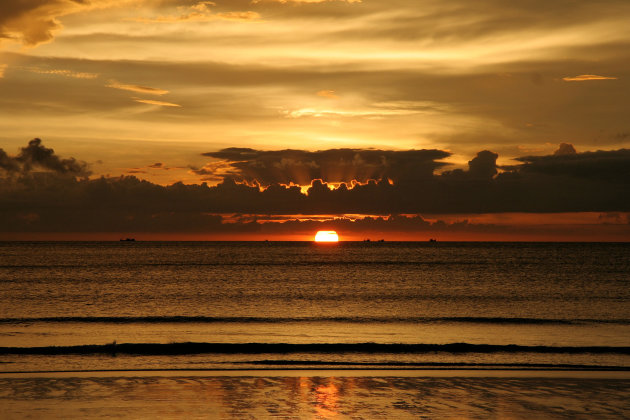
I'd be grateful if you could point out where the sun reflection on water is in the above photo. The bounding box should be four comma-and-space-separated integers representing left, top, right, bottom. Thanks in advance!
315, 381, 340, 418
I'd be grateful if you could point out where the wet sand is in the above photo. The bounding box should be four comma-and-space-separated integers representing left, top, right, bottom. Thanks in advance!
1, 370, 629, 419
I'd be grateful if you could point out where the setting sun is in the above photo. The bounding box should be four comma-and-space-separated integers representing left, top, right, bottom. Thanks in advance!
314, 231, 339, 242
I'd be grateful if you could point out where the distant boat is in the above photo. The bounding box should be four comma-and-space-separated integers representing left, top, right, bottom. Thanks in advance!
120, 238, 136, 242
429, 238, 437, 242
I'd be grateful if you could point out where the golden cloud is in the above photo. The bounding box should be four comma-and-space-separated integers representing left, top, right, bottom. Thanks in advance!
0, 64, 6, 78
284, 100, 442, 119
27, 67, 99, 79
284, 108, 420, 118
0, 0, 127, 47
316, 90, 339, 99
107, 80, 169, 95
562, 74, 618, 82
129, 1, 259, 23
252, 0, 361, 3
133, 98, 181, 107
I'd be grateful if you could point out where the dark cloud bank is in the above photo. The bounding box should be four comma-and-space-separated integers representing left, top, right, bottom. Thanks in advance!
1, 139, 629, 236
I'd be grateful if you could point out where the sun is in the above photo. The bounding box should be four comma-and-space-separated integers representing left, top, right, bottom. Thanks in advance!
314, 230, 339, 242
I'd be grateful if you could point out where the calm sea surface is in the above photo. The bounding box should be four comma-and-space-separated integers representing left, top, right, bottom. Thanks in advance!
1, 241, 630, 418
1, 241, 628, 372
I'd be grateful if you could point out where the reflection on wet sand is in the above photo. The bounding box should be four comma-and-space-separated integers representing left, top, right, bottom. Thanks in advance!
314, 380, 340, 418
1, 375, 629, 419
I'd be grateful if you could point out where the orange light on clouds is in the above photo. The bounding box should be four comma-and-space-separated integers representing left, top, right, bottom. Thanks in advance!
314, 230, 339, 242
562, 74, 618, 82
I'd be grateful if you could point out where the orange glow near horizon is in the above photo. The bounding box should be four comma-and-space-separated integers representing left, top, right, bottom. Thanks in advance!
314, 231, 339, 242
2, 225, 629, 242
1, 213, 628, 242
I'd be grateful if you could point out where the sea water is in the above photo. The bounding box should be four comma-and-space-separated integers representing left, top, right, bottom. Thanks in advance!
1, 241, 630, 418
1, 241, 628, 371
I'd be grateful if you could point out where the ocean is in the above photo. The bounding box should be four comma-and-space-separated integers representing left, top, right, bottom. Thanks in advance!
1, 241, 629, 418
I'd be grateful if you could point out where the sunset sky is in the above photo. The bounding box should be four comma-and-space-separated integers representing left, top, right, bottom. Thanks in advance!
1, 0, 629, 240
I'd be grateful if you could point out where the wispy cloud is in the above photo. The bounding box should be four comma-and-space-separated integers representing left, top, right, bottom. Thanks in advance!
284, 108, 417, 118
252, 0, 361, 3
26, 67, 99, 79
562, 74, 618, 82
0, 64, 6, 78
128, 1, 259, 23
147, 162, 182, 171
133, 98, 181, 107
107, 80, 169, 95
284, 101, 443, 119
316, 90, 339, 99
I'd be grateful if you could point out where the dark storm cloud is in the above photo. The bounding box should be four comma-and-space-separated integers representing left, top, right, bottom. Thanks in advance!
554, 143, 577, 156
0, 149, 21, 172
514, 148, 630, 181
201, 148, 451, 185
467, 151, 499, 179
0, 138, 90, 177
1, 140, 629, 234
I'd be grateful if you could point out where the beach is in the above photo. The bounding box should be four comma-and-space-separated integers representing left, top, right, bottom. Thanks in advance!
2, 370, 630, 419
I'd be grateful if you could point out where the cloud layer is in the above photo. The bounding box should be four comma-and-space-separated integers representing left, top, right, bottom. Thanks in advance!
1, 140, 629, 237
0, 0, 629, 209
198, 148, 450, 185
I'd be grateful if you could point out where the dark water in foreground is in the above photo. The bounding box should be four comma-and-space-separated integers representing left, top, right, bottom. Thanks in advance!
0, 241, 629, 417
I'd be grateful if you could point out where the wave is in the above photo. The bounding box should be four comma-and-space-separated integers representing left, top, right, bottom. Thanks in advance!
236, 360, 630, 370
3, 363, 630, 374
0, 316, 627, 325
2, 342, 629, 355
